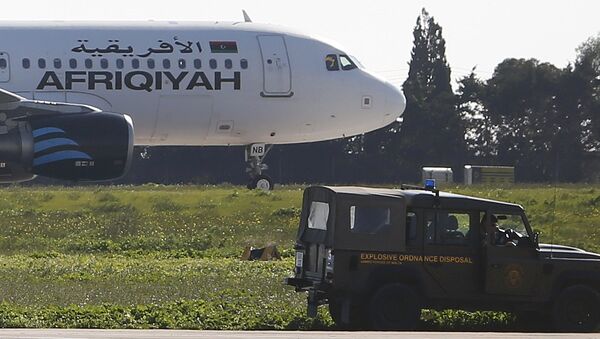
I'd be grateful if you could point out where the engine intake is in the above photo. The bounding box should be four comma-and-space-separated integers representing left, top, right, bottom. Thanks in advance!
0, 112, 134, 183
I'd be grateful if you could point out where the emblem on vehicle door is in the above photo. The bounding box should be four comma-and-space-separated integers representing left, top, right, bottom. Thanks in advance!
504, 264, 524, 288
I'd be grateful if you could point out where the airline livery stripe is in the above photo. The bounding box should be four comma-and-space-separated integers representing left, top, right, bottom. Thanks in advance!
34, 138, 79, 153
33, 151, 92, 167
32, 127, 66, 139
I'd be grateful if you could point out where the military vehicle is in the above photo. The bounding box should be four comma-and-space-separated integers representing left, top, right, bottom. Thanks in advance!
285, 184, 600, 332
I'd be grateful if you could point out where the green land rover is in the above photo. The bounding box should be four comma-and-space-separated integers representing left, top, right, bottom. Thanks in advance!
285, 184, 600, 332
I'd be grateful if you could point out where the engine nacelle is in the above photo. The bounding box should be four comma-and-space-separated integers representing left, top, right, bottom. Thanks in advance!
0, 112, 134, 183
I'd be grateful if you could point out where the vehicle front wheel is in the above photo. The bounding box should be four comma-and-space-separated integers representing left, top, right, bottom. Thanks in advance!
553, 284, 600, 332
369, 283, 421, 330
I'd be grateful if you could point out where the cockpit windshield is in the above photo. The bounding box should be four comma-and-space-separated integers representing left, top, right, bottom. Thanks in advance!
339, 55, 357, 70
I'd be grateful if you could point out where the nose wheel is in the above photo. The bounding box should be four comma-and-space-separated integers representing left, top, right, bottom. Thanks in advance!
245, 144, 274, 191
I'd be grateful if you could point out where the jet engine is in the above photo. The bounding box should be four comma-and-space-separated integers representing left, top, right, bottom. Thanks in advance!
0, 112, 134, 183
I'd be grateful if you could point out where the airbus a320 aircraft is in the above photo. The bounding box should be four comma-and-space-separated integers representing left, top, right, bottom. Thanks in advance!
0, 12, 405, 189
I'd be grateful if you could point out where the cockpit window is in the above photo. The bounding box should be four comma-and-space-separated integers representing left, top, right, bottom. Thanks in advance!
325, 54, 339, 71
339, 55, 357, 71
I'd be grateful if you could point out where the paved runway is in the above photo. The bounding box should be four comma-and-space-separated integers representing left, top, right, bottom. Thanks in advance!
0, 330, 596, 339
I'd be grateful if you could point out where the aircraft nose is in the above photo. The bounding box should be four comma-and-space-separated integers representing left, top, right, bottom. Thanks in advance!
384, 83, 406, 124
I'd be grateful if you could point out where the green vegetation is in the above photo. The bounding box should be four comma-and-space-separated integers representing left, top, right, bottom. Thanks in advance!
0, 184, 597, 330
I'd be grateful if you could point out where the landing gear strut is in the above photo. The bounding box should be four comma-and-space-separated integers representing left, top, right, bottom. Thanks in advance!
245, 143, 274, 191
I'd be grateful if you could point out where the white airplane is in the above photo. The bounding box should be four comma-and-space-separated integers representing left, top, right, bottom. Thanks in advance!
0, 13, 405, 189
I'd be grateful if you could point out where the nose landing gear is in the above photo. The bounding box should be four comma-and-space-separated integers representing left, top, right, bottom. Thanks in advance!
245, 143, 274, 191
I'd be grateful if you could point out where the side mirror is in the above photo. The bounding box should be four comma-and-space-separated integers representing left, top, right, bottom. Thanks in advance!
533, 232, 540, 247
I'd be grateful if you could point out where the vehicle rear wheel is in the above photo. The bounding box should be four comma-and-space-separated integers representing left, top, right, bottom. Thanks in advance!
328, 297, 366, 329
369, 283, 421, 330
553, 285, 600, 332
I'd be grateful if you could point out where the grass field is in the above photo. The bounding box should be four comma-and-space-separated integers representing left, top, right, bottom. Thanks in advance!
0, 184, 597, 330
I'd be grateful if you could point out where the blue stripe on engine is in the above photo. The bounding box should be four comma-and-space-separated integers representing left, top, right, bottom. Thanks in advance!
33, 151, 92, 167
34, 138, 79, 153
32, 127, 65, 138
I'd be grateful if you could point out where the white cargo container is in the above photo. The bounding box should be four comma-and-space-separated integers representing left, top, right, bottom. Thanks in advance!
422, 167, 453, 184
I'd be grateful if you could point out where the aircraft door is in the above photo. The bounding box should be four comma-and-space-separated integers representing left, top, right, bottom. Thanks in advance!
0, 52, 10, 83
257, 35, 292, 96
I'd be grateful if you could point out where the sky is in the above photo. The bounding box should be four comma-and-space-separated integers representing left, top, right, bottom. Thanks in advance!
1, 0, 598, 87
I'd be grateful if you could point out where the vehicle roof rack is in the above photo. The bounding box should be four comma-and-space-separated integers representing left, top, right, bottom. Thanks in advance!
400, 183, 441, 206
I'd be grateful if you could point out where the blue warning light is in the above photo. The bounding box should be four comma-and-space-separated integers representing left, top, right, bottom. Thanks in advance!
424, 179, 436, 190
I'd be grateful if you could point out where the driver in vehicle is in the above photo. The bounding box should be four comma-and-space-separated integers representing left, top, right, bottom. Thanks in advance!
490, 214, 521, 247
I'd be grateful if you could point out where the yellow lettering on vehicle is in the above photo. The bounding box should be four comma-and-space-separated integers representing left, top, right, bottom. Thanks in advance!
360, 253, 473, 265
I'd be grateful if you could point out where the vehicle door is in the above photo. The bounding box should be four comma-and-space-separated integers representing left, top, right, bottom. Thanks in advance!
483, 212, 541, 296
423, 209, 481, 296
257, 35, 292, 97
297, 187, 335, 281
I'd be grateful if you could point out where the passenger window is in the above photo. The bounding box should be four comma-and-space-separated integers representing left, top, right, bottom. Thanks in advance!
350, 206, 391, 234
22, 58, 30, 69
308, 202, 329, 230
325, 54, 339, 71
100, 59, 109, 69
116, 59, 124, 69
194, 59, 202, 69
38, 58, 46, 69
53, 58, 62, 69
406, 211, 417, 243
85, 59, 93, 69
163, 59, 171, 69
69, 59, 77, 69
147, 59, 155, 69
339, 55, 357, 71
132, 59, 140, 69
224, 59, 232, 69
426, 211, 470, 245
178, 59, 186, 69
209, 59, 217, 69
0, 59, 7, 69
240, 59, 248, 69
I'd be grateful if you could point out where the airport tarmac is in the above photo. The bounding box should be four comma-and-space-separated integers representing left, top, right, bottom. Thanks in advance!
0, 330, 597, 339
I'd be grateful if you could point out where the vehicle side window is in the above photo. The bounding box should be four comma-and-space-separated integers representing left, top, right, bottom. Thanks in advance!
350, 205, 391, 234
426, 211, 471, 246
308, 201, 329, 230
325, 54, 339, 71
22, 58, 30, 69
406, 211, 417, 244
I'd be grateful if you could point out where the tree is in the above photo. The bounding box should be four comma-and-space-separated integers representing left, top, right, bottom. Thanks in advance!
460, 58, 588, 182
395, 8, 466, 181
457, 69, 496, 160
575, 34, 600, 152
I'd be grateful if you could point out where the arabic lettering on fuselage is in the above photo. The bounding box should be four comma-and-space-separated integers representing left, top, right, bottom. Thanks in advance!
71, 37, 203, 57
